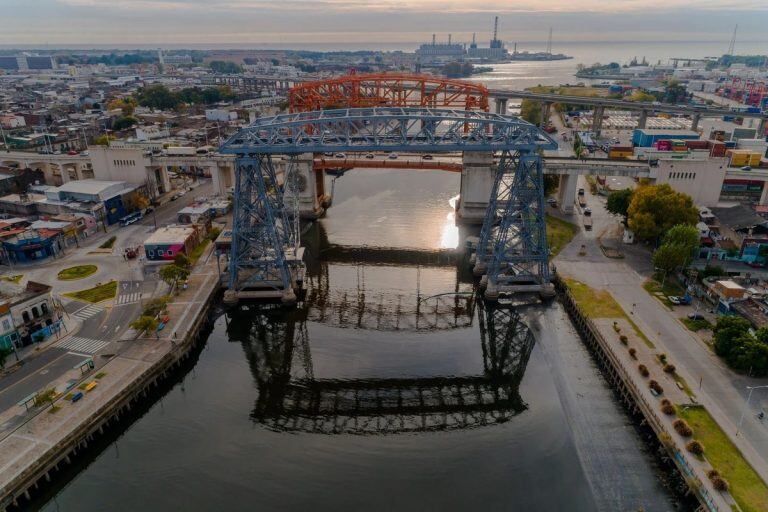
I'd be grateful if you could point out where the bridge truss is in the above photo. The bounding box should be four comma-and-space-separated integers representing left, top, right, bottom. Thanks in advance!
289, 73, 490, 113
219, 107, 557, 303
228, 302, 535, 435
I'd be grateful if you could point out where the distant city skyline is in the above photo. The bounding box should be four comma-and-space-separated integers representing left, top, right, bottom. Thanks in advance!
1, 0, 767, 45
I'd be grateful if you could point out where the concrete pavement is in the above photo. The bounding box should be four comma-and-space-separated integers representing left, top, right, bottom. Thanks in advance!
555, 178, 768, 484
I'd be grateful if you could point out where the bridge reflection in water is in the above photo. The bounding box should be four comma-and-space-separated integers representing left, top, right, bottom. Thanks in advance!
226, 299, 535, 435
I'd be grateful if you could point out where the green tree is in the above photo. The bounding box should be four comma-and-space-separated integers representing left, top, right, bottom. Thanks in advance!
159, 264, 189, 289
627, 184, 699, 242
713, 316, 752, 357
0, 347, 14, 369
606, 188, 633, 223
136, 84, 181, 110
130, 315, 159, 336
543, 175, 559, 197
520, 99, 542, 125
113, 115, 138, 131
173, 253, 191, 269
663, 224, 700, 266
92, 134, 115, 146
652, 243, 687, 274
209, 60, 243, 74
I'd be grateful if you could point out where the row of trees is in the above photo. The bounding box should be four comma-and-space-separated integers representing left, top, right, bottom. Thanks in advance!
135, 85, 237, 111
713, 317, 768, 376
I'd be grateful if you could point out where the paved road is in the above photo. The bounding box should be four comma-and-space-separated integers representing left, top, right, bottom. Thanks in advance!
556, 179, 768, 482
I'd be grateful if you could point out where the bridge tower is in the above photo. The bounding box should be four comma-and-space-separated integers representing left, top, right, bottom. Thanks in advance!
473, 150, 552, 300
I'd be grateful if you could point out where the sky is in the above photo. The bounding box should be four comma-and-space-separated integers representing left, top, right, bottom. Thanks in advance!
0, 0, 767, 46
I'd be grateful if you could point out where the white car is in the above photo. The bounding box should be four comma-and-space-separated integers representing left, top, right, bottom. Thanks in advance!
388, 153, 399, 159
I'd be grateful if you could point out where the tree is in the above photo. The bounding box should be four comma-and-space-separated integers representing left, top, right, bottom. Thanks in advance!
209, 60, 243, 74
112, 116, 138, 131
713, 316, 751, 357
136, 84, 181, 110
92, 134, 115, 146
0, 347, 14, 369
173, 253, 191, 269
543, 175, 559, 197
663, 224, 700, 266
159, 264, 189, 289
606, 189, 633, 223
627, 184, 699, 242
130, 315, 159, 336
520, 99, 541, 125
652, 243, 687, 275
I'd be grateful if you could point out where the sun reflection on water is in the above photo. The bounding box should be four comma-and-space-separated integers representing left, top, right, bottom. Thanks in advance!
440, 195, 460, 249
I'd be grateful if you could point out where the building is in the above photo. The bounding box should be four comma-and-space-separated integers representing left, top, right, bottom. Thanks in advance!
143, 225, 200, 261
88, 146, 171, 198
1, 281, 55, 347
712, 279, 746, 301
48, 180, 141, 225
0, 302, 19, 351
632, 129, 700, 147
0, 55, 56, 72
0, 228, 64, 263
653, 157, 727, 206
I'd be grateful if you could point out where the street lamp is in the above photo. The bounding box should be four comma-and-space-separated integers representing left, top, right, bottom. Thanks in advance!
736, 384, 768, 436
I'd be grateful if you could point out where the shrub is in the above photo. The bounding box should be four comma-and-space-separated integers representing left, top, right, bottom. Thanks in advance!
663, 363, 676, 374
649, 380, 664, 394
673, 419, 693, 437
660, 398, 671, 406
707, 469, 720, 479
628, 348, 637, 359
99, 236, 117, 249
658, 353, 667, 363
686, 440, 704, 455
661, 403, 676, 415
711, 477, 729, 492
638, 364, 650, 377
619, 335, 628, 344
613, 323, 621, 333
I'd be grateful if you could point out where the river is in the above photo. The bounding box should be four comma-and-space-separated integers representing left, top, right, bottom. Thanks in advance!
33, 169, 690, 511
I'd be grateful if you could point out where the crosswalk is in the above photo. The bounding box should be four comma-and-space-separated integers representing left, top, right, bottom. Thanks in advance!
115, 292, 141, 306
54, 336, 110, 354
71, 304, 103, 321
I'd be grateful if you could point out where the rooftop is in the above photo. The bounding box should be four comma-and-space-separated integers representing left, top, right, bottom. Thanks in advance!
56, 179, 127, 195
144, 226, 195, 245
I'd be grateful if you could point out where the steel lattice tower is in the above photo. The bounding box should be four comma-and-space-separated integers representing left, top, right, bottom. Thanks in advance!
474, 150, 551, 300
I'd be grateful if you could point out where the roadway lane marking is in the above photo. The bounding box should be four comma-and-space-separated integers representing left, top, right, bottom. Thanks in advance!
0, 351, 74, 399
54, 337, 109, 355
72, 304, 104, 321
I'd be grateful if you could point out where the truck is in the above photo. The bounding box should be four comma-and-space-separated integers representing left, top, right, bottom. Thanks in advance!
583, 216, 592, 231
577, 195, 587, 208
165, 146, 196, 156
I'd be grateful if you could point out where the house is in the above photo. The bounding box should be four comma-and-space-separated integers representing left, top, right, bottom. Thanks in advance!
0, 301, 20, 351
712, 280, 746, 301
0, 228, 63, 263
702, 205, 768, 265
1, 281, 55, 347
143, 225, 200, 261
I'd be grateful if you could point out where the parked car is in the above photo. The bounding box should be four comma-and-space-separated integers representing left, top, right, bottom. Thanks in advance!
334, 152, 346, 158
577, 188, 585, 196
546, 197, 557, 205
687, 312, 705, 320
668, 296, 691, 305
388, 153, 399, 159
67, 150, 79, 155
365, 153, 375, 159
422, 154, 434, 160
741, 166, 752, 171
170, 193, 182, 201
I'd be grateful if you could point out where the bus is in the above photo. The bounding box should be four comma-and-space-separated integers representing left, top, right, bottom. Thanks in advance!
119, 211, 143, 227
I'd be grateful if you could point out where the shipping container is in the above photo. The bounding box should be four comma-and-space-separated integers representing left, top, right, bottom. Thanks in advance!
685, 140, 710, 150
709, 140, 726, 157
655, 140, 672, 151
608, 146, 634, 159
632, 128, 700, 147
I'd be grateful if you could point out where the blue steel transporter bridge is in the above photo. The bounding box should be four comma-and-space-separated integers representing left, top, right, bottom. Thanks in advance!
219, 107, 557, 305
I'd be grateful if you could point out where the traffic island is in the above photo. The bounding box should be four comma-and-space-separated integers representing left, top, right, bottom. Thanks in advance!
63, 281, 117, 303
57, 265, 98, 281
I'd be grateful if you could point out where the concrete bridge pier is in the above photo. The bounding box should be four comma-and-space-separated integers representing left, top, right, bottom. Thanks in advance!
494, 98, 508, 114
211, 162, 234, 196
691, 113, 702, 132
592, 105, 605, 135
457, 151, 495, 225
541, 102, 552, 127
557, 173, 579, 214
637, 110, 648, 130
283, 153, 325, 219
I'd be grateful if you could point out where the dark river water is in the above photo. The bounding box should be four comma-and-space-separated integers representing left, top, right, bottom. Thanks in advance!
39, 169, 681, 511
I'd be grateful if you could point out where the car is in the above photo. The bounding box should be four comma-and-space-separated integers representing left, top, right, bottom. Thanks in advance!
67, 150, 79, 156
334, 152, 346, 158
741, 165, 752, 171
143, 206, 155, 215
668, 296, 684, 305
422, 154, 434, 160
323, 152, 334, 157
170, 193, 182, 201
388, 153, 398, 159
583, 207, 592, 216
546, 197, 557, 204
577, 188, 585, 196
365, 153, 375, 159
687, 312, 705, 321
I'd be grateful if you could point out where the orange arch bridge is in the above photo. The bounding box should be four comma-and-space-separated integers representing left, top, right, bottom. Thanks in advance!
289, 73, 490, 113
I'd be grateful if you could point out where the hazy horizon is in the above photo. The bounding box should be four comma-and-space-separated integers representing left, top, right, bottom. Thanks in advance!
2, 0, 767, 46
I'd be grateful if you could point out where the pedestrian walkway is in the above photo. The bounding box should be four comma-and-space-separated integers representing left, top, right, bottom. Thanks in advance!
115, 292, 141, 306
71, 304, 103, 321
53, 336, 109, 355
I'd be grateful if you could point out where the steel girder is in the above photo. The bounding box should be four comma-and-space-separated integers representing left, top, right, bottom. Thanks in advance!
219, 107, 557, 155
229, 155, 299, 292
224, 108, 555, 298
475, 151, 550, 293
288, 73, 490, 112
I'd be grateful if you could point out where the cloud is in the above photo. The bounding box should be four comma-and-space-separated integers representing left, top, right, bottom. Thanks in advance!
55, 0, 768, 14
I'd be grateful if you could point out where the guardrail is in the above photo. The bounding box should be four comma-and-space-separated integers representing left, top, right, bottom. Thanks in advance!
556, 279, 720, 512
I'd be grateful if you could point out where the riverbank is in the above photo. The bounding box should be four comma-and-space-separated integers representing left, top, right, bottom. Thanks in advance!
0, 251, 221, 511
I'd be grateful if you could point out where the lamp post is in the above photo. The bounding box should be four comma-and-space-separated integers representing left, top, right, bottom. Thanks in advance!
736, 384, 768, 436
